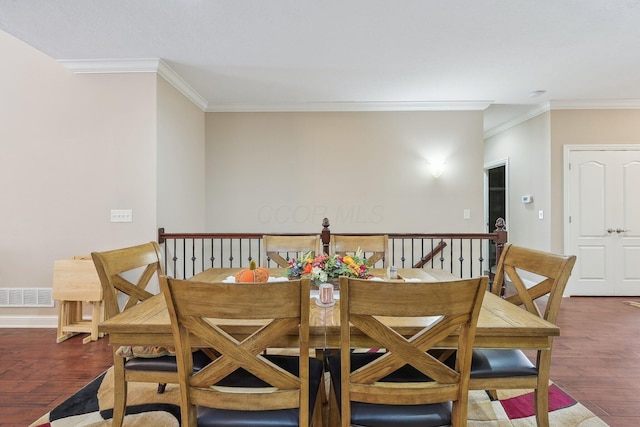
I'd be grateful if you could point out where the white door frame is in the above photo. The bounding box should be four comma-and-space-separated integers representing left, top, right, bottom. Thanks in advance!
563, 144, 640, 255
563, 144, 640, 296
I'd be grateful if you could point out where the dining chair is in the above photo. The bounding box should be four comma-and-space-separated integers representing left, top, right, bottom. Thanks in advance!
328, 275, 487, 427
329, 234, 389, 268
464, 244, 577, 427
91, 241, 210, 427
262, 234, 321, 267
160, 276, 324, 427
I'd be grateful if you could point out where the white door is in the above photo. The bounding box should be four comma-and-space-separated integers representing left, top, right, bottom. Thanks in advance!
566, 147, 640, 296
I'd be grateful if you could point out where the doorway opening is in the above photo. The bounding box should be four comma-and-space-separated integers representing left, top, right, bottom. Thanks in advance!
485, 162, 507, 271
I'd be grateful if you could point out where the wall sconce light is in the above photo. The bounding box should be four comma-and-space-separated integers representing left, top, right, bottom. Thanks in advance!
428, 160, 445, 178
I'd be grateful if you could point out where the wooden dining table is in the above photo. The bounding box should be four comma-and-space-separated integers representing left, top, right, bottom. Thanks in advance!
99, 267, 559, 427
99, 267, 559, 352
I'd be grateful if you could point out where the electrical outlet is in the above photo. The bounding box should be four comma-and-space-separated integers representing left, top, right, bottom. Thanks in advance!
463, 209, 471, 220
111, 209, 133, 223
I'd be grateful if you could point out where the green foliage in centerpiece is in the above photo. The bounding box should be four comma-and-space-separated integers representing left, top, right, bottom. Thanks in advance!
284, 248, 372, 283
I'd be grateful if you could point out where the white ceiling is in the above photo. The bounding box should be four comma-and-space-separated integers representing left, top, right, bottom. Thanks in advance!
2, 0, 640, 135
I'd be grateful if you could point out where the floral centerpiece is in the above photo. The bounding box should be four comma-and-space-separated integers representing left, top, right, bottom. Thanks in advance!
284, 248, 373, 284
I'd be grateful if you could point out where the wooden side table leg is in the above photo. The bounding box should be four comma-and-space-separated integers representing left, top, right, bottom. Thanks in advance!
98, 301, 105, 338
57, 300, 80, 343
83, 300, 102, 344
73, 300, 83, 322
56, 300, 68, 343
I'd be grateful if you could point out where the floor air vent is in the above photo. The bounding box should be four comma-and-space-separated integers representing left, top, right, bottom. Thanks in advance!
0, 288, 54, 307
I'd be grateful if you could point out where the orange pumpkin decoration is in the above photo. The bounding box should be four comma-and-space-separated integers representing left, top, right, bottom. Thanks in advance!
235, 260, 270, 283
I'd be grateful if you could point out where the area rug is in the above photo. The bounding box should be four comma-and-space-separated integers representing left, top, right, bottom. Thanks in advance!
31, 366, 608, 426
623, 300, 640, 308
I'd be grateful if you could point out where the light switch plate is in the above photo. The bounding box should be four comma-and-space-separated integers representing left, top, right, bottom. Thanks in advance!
111, 209, 133, 223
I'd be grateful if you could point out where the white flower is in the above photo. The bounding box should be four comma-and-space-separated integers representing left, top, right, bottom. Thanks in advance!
311, 266, 328, 283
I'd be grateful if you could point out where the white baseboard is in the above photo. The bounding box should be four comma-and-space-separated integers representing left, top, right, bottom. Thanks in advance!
0, 315, 58, 328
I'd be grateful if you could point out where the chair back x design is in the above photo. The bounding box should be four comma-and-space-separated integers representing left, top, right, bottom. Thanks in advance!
263, 234, 321, 268
329, 276, 487, 427
329, 234, 389, 268
491, 243, 577, 324
160, 276, 324, 427
468, 244, 576, 427
91, 241, 164, 321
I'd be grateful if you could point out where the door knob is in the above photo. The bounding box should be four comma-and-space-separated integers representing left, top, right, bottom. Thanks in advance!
607, 228, 616, 233
616, 229, 629, 233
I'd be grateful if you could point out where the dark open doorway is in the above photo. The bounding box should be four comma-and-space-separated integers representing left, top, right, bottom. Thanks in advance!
487, 165, 506, 270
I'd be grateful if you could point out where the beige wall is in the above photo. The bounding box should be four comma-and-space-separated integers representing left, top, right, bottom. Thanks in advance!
156, 77, 206, 232
14, 20, 640, 325
485, 109, 640, 255
550, 109, 640, 252
205, 111, 486, 233
0, 31, 159, 323
484, 112, 552, 250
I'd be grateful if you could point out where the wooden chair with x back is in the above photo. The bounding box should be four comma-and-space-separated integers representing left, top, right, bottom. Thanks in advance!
328, 276, 487, 427
329, 234, 389, 268
160, 276, 324, 427
262, 234, 321, 268
92, 241, 211, 427
466, 243, 577, 427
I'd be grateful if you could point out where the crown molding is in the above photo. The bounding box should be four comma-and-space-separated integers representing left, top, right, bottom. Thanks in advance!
483, 103, 551, 139
205, 100, 492, 113
156, 60, 208, 110
58, 59, 491, 113
58, 58, 161, 73
550, 99, 640, 109
483, 99, 640, 139
58, 58, 208, 111
55, 59, 640, 121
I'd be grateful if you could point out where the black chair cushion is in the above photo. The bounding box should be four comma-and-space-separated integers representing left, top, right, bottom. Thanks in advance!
468, 349, 537, 379
197, 355, 324, 427
441, 349, 537, 379
124, 349, 211, 372
328, 352, 452, 427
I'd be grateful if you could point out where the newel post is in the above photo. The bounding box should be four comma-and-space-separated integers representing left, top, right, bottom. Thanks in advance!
493, 217, 508, 295
321, 218, 331, 255
493, 217, 507, 262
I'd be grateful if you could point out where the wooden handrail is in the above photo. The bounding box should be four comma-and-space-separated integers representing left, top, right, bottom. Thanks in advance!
157, 217, 507, 280
158, 229, 317, 244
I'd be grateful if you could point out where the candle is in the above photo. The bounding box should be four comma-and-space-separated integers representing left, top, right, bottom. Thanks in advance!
387, 266, 398, 279
319, 283, 334, 305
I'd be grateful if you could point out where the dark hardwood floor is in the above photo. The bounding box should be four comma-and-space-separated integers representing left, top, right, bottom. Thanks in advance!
1, 296, 639, 426
551, 296, 640, 427
0, 328, 114, 427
